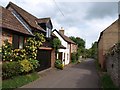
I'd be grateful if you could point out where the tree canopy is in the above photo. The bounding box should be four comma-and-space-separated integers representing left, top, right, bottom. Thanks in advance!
69, 36, 85, 57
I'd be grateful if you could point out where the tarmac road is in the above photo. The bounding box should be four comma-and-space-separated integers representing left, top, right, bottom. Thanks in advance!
21, 58, 100, 88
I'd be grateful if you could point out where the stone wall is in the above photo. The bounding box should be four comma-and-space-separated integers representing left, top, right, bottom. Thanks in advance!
106, 43, 120, 87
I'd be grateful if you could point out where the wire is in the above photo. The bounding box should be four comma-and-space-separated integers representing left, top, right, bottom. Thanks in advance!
52, 0, 65, 17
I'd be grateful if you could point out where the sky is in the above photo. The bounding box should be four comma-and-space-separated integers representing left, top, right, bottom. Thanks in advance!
0, 0, 119, 48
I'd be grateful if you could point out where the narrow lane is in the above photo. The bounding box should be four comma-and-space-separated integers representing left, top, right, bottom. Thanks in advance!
21, 58, 100, 88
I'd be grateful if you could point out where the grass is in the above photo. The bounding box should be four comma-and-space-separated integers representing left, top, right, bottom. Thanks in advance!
2, 72, 39, 89
94, 59, 101, 71
94, 59, 118, 89
101, 73, 118, 89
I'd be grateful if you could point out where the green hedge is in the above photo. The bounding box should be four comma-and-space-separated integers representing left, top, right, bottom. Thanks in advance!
2, 61, 21, 80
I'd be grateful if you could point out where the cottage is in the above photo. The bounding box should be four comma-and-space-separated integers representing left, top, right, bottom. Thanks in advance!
0, 6, 33, 49
53, 28, 77, 65
98, 19, 119, 69
5, 2, 56, 71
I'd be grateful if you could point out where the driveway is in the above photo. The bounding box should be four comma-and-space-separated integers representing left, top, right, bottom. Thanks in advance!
21, 58, 100, 88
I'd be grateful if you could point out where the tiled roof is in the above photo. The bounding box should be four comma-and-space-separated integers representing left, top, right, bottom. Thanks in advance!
37, 17, 53, 29
53, 29, 76, 44
0, 6, 33, 36
6, 2, 45, 32
37, 18, 50, 23
59, 44, 66, 49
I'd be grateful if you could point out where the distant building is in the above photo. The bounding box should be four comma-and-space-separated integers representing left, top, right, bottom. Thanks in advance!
53, 28, 77, 65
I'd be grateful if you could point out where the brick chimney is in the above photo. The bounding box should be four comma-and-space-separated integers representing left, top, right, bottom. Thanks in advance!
59, 27, 64, 35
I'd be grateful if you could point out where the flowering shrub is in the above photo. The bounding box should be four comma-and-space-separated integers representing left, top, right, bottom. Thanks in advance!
13, 49, 26, 61
19, 59, 33, 73
25, 33, 45, 60
2, 40, 13, 61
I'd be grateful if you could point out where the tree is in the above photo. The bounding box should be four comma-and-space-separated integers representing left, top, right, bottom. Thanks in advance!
69, 36, 86, 59
86, 41, 98, 59
52, 38, 61, 52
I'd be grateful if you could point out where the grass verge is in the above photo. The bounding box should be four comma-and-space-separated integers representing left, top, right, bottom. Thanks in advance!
2, 72, 39, 89
101, 73, 118, 89
94, 59, 118, 89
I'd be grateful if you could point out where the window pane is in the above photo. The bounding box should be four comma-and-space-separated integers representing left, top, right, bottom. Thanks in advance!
13, 35, 19, 49
19, 36, 24, 49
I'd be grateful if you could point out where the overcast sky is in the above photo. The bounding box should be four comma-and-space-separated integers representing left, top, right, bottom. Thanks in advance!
0, 0, 119, 48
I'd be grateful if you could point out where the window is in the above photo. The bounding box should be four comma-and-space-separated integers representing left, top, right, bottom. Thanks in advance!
19, 36, 24, 49
67, 54, 69, 60
12, 35, 24, 49
13, 35, 19, 49
46, 28, 51, 38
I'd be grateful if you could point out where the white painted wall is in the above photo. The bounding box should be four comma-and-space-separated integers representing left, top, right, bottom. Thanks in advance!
53, 31, 70, 65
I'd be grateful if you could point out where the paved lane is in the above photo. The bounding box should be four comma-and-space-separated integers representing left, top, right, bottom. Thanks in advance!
21, 59, 100, 88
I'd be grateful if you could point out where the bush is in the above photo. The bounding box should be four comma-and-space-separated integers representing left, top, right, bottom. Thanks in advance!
19, 59, 33, 73
55, 59, 64, 70
2, 61, 21, 79
29, 59, 40, 70
71, 53, 77, 62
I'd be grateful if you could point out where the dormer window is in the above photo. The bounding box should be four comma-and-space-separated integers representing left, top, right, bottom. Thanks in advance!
46, 28, 51, 38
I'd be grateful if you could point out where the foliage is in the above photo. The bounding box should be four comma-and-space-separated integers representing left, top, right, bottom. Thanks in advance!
13, 49, 26, 61
2, 61, 21, 79
29, 58, 40, 70
52, 38, 61, 52
2, 40, 13, 61
86, 41, 98, 59
25, 33, 45, 60
19, 59, 33, 73
70, 36, 85, 48
101, 73, 118, 89
55, 59, 64, 70
2, 72, 39, 89
70, 36, 85, 58
71, 52, 77, 62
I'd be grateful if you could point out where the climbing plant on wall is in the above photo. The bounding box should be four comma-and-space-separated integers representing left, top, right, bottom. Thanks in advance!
2, 40, 13, 61
25, 33, 46, 60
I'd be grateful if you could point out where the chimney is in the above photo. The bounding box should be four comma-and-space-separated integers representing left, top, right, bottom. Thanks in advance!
59, 27, 64, 35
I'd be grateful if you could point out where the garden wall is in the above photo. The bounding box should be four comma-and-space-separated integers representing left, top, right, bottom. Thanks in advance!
106, 43, 120, 87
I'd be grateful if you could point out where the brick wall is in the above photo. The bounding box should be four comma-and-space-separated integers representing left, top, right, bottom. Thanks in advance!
2, 31, 12, 44
51, 49, 55, 67
98, 20, 119, 69
71, 44, 77, 53
106, 43, 120, 87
